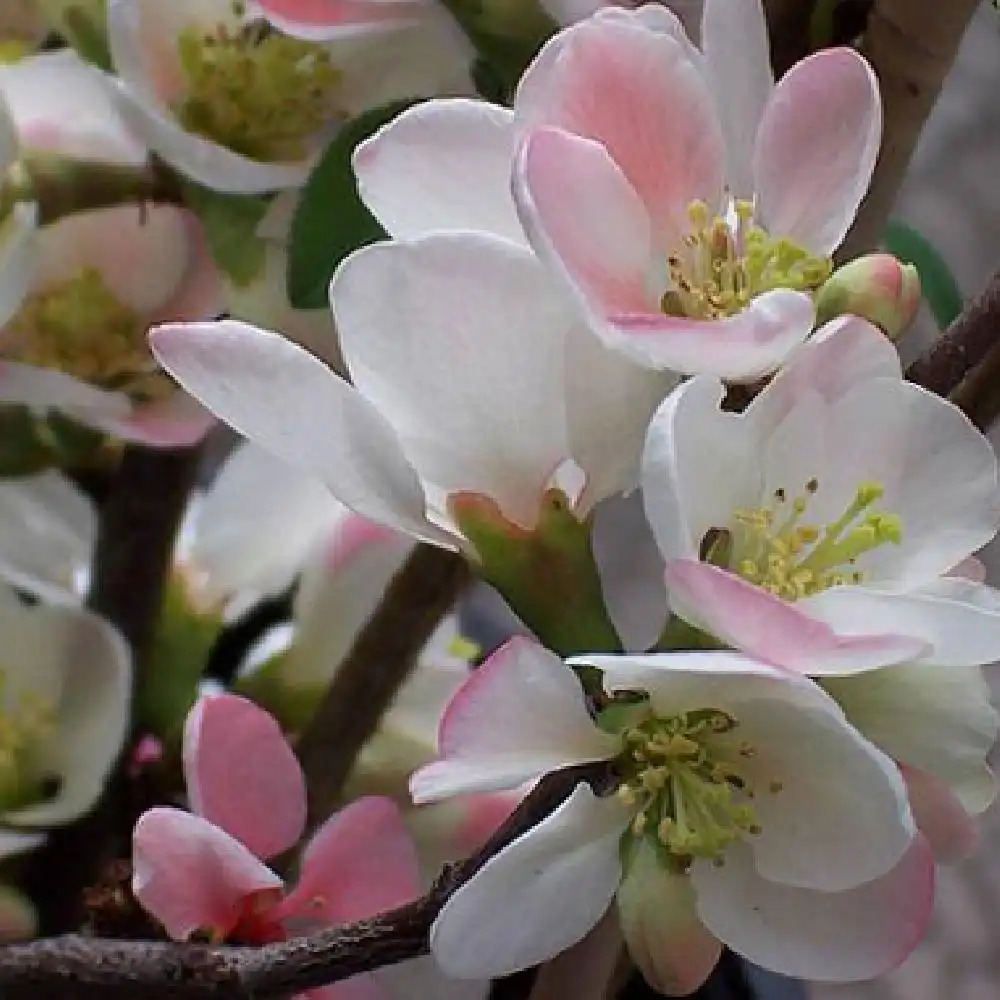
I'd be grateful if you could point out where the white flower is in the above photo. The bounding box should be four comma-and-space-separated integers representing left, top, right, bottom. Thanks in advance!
413, 638, 927, 990
106, 0, 474, 194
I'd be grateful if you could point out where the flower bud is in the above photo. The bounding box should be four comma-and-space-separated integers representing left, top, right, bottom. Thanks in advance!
815, 253, 922, 340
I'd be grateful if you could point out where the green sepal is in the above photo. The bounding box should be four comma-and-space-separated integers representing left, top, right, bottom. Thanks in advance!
654, 614, 727, 653
140, 575, 224, 740
452, 488, 622, 657
0, 406, 107, 477
181, 182, 270, 288
60, 4, 113, 72
285, 100, 418, 309
233, 653, 325, 734
597, 693, 651, 736
883, 218, 963, 330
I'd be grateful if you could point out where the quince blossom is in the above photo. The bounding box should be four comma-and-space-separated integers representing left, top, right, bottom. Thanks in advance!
412, 637, 928, 991
0, 50, 220, 447
354, 0, 879, 381
642, 315, 1000, 859
133, 692, 473, 1000
0, 580, 130, 828
106, 0, 474, 194
151, 231, 672, 550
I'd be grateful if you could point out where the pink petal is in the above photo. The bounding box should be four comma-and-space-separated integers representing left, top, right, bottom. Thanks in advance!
664, 559, 929, 674
516, 15, 724, 246
184, 694, 306, 860
610, 289, 816, 380
948, 556, 987, 583
95, 390, 217, 448
901, 764, 979, 864
281, 797, 421, 927
254, 0, 424, 40
692, 837, 934, 982
514, 127, 656, 319
754, 47, 881, 255
132, 808, 283, 941
306, 976, 391, 1000
410, 637, 618, 803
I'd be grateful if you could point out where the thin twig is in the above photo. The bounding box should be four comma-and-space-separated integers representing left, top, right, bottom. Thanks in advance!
905, 268, 1000, 398
838, 0, 980, 258
295, 544, 471, 828
22, 444, 202, 934
948, 342, 1000, 431
0, 763, 613, 1000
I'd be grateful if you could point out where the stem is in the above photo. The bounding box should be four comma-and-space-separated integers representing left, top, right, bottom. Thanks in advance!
294, 544, 471, 828
905, 267, 1000, 398
948, 343, 1000, 431
21, 444, 202, 934
12, 153, 185, 226
838, 0, 980, 259
0, 763, 613, 1000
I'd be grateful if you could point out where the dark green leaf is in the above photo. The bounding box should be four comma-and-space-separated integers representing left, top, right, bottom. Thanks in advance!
286, 100, 418, 310
883, 218, 964, 330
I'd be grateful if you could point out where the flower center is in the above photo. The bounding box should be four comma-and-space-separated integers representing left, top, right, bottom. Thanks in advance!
173, 4, 341, 162
724, 479, 902, 600
2, 267, 171, 400
0, 673, 59, 812
661, 200, 832, 320
615, 708, 768, 869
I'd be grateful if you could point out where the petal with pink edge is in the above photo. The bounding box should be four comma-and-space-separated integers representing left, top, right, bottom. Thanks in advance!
692, 838, 933, 983
515, 16, 724, 246
430, 784, 628, 979
354, 99, 523, 244
609, 288, 816, 380
617, 839, 721, 995
132, 808, 283, 941
282, 796, 421, 927
901, 765, 979, 864
664, 560, 928, 675
251, 0, 424, 41
93, 391, 217, 448
150, 320, 454, 547
184, 693, 306, 860
754, 47, 881, 255
410, 638, 618, 803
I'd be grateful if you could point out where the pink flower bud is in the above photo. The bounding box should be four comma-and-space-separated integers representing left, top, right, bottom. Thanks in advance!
816, 253, 922, 340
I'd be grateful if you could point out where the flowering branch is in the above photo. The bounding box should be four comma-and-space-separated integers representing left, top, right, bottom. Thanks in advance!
839, 0, 980, 257
22, 444, 203, 934
0, 762, 612, 1000
905, 267, 1000, 399
294, 544, 471, 827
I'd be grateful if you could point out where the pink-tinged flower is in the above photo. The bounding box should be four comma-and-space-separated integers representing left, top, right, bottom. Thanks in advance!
0, 580, 131, 828
353, 1, 879, 381
249, 0, 433, 40
413, 638, 928, 991
642, 315, 1000, 860
151, 231, 673, 549
0, 50, 220, 447
106, 0, 473, 195
133, 692, 424, 1000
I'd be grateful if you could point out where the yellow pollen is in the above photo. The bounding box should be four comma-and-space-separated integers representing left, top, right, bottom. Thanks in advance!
661, 199, 832, 320
0, 672, 58, 811
1, 268, 171, 400
726, 479, 903, 600
617, 709, 770, 869
173, 5, 341, 162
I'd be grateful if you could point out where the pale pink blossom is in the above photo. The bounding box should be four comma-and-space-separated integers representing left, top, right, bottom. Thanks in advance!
413, 637, 928, 991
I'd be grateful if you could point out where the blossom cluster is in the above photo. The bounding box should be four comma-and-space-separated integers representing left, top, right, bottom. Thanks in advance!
0, 0, 993, 997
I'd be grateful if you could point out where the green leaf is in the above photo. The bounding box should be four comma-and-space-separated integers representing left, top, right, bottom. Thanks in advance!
181, 182, 270, 287
0, 406, 107, 477
883, 218, 964, 330
286, 100, 418, 310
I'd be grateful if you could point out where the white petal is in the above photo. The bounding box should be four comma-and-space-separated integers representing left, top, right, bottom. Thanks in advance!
823, 661, 998, 815
701, 0, 772, 198
333, 235, 574, 529
185, 443, 343, 614
150, 320, 453, 546
411, 638, 618, 803
0, 202, 37, 330
641, 377, 760, 563
0, 361, 131, 424
354, 99, 522, 243
1, 595, 131, 827
617, 839, 721, 995
692, 838, 934, 982
0, 472, 95, 599
430, 784, 627, 978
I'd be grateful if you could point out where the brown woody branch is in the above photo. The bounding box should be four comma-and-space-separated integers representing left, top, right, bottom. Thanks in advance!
0, 762, 612, 1000
295, 543, 471, 828
905, 268, 1000, 400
